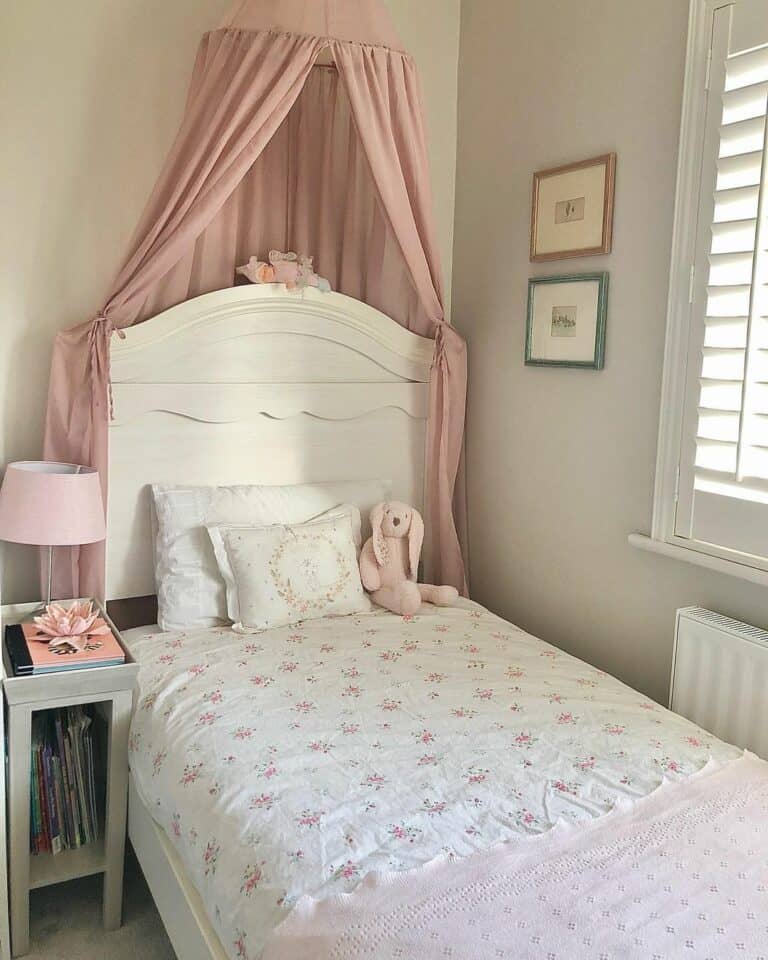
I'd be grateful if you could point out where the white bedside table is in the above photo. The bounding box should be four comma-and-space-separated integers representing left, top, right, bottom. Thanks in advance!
1, 600, 138, 957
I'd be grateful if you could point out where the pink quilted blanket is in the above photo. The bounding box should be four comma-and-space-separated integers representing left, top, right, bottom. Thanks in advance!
264, 752, 768, 959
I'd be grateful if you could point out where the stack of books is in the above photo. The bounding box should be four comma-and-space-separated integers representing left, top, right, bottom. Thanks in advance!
30, 706, 99, 856
5, 619, 125, 677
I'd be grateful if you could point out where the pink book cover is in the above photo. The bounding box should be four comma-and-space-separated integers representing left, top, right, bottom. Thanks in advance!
21, 620, 125, 670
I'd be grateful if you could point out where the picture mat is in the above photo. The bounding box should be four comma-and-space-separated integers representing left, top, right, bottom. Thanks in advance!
535, 162, 607, 255
529, 280, 601, 362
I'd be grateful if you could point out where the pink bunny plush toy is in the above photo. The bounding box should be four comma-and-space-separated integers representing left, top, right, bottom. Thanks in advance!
359, 501, 459, 616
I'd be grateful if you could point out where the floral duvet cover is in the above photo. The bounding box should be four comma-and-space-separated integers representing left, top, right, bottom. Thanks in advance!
125, 601, 737, 960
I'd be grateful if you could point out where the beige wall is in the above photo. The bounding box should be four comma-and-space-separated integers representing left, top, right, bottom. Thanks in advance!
453, 0, 768, 704
0, 0, 460, 604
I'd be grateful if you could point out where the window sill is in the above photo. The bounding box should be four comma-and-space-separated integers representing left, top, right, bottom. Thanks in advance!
628, 533, 768, 589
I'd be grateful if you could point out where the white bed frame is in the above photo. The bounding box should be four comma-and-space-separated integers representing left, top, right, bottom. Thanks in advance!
107, 284, 435, 959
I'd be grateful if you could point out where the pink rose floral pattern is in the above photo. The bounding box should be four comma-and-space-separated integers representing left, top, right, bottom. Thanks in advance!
126, 602, 737, 960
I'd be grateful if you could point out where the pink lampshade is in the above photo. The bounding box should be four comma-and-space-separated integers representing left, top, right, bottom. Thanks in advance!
0, 462, 106, 547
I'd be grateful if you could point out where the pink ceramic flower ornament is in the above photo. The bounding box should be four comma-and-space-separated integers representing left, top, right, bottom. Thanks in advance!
34, 600, 110, 652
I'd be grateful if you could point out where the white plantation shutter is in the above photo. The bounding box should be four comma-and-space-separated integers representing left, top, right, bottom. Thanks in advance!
675, 0, 768, 563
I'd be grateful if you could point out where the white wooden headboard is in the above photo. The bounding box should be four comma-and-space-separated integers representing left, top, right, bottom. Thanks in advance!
106, 285, 435, 602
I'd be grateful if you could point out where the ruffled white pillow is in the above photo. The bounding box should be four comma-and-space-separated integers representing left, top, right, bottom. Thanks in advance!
207, 507, 370, 633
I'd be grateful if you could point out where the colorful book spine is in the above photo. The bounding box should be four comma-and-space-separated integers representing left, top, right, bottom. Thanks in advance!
54, 716, 73, 848
51, 756, 66, 852
68, 708, 89, 844
36, 745, 50, 854
64, 726, 82, 848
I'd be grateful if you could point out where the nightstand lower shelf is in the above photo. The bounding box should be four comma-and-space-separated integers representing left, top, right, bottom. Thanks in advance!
29, 835, 106, 891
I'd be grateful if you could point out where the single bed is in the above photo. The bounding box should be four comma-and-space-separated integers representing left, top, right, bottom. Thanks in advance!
107, 285, 762, 960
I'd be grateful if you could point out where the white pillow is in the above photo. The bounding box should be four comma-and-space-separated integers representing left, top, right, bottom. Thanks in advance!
152, 479, 388, 631
207, 509, 370, 633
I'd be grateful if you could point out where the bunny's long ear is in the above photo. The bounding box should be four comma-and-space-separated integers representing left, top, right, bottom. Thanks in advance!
407, 509, 425, 582
371, 503, 387, 566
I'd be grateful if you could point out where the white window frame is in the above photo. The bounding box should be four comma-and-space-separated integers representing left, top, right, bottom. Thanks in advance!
632, 0, 768, 588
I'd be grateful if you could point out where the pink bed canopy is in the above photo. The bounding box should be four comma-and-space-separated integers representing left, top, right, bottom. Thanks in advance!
43, 0, 468, 600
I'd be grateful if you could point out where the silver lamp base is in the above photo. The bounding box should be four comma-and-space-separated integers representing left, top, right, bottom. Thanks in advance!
28, 545, 55, 617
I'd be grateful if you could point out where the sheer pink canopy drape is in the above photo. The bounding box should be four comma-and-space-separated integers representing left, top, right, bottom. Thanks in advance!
44, 8, 468, 601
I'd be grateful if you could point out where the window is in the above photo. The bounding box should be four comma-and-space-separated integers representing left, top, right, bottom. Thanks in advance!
647, 0, 768, 580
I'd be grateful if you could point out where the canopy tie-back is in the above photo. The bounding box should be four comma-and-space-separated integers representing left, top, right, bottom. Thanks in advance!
91, 315, 126, 422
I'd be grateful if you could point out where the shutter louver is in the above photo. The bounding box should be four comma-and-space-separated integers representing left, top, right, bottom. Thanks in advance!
694, 42, 768, 498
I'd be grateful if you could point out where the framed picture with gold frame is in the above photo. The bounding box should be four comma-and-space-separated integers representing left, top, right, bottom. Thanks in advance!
530, 153, 616, 262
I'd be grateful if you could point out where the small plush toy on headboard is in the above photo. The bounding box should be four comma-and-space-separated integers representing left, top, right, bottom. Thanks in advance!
359, 501, 459, 616
237, 250, 331, 291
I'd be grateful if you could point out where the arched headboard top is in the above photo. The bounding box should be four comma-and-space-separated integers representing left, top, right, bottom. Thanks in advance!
110, 285, 435, 385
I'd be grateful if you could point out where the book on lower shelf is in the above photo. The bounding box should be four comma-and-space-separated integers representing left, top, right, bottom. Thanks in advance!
31, 706, 100, 856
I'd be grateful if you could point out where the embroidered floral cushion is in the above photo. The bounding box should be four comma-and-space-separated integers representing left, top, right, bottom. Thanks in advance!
207, 507, 370, 632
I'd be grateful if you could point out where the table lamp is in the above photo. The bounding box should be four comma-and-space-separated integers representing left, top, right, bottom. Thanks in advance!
0, 462, 106, 607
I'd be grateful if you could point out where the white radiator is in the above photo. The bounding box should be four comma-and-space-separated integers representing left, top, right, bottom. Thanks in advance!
671, 607, 768, 759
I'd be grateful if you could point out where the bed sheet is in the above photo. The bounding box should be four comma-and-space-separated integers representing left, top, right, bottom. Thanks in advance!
124, 601, 738, 960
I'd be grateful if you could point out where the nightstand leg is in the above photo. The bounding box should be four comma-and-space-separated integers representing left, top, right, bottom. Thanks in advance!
8, 706, 32, 957
102, 691, 132, 931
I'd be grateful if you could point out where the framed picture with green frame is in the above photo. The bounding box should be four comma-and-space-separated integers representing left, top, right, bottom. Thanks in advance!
525, 272, 608, 369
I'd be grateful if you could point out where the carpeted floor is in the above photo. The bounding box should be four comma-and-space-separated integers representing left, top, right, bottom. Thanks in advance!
26, 850, 175, 960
